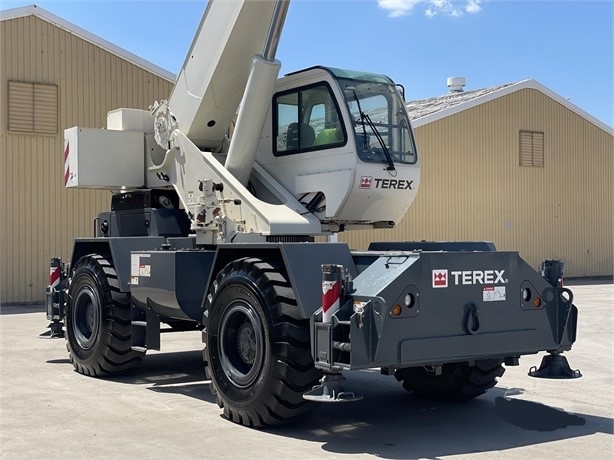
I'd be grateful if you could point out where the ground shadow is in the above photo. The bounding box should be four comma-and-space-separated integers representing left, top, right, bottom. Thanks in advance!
45, 349, 206, 386
106, 350, 216, 403
30, 277, 611, 457
46, 346, 216, 403
262, 370, 613, 459
46, 358, 71, 364
41, 333, 612, 458
104, 350, 207, 386
1, 304, 45, 315
106, 355, 611, 459
148, 381, 215, 403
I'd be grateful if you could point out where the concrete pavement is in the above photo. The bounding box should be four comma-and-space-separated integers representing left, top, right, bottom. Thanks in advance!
1, 281, 612, 459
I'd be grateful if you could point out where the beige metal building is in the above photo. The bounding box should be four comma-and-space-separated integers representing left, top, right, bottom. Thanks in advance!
1, 6, 174, 303
1, 7, 611, 304
342, 79, 614, 278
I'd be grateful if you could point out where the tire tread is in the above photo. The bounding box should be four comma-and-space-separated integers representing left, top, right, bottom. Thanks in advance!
66, 254, 144, 376
203, 257, 321, 427
394, 360, 505, 401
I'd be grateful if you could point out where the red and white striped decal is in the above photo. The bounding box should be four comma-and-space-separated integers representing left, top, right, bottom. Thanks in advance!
64, 142, 70, 186
322, 279, 340, 323
49, 265, 61, 289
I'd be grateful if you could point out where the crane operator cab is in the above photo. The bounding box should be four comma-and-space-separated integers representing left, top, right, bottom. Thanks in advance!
255, 66, 420, 230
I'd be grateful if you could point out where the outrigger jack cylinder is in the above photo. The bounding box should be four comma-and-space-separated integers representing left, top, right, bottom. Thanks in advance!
321, 264, 343, 323
39, 257, 65, 339
528, 259, 581, 379
304, 264, 362, 402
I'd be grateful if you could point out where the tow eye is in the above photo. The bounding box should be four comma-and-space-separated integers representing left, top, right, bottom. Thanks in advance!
303, 373, 363, 402
464, 302, 480, 335
529, 352, 582, 379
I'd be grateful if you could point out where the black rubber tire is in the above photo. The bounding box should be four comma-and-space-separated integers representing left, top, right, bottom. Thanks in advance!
203, 257, 321, 428
394, 359, 505, 401
66, 254, 144, 376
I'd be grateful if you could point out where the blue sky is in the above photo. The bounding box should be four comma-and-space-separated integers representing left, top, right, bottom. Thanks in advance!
2, 0, 612, 127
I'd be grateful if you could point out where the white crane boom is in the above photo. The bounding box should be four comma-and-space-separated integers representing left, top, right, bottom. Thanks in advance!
167, 0, 284, 151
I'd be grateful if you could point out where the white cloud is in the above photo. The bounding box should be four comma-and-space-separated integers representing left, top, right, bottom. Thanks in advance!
377, 0, 422, 18
378, 0, 485, 18
465, 0, 483, 14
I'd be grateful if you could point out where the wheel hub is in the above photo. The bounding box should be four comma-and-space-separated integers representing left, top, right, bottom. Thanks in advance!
218, 301, 264, 388
237, 322, 256, 365
73, 286, 100, 350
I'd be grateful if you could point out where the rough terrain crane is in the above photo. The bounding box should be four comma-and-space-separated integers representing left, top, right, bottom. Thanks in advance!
46, 0, 580, 428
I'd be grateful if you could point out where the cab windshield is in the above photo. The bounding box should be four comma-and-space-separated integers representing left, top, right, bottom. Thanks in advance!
331, 69, 418, 165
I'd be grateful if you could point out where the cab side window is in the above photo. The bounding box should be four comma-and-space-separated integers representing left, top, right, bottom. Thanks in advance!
274, 83, 346, 156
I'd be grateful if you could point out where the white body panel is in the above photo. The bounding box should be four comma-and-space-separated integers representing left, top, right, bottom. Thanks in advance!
64, 127, 144, 189
257, 140, 420, 225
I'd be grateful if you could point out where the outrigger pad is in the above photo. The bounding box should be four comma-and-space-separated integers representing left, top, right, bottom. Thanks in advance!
38, 322, 65, 339
528, 353, 582, 379
303, 373, 363, 402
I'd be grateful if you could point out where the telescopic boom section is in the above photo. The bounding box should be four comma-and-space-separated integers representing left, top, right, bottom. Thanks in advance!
167, 0, 288, 157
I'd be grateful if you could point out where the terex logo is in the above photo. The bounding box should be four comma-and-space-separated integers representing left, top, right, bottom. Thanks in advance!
374, 178, 413, 190
360, 176, 372, 189
432, 269, 448, 288
450, 270, 507, 285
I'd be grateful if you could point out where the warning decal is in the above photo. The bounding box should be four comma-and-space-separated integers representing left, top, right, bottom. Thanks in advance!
483, 286, 506, 302
131, 253, 151, 278
131, 254, 140, 277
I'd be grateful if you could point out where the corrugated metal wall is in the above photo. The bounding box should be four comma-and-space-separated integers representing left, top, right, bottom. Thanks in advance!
2, 16, 610, 304
342, 89, 613, 277
1, 15, 174, 303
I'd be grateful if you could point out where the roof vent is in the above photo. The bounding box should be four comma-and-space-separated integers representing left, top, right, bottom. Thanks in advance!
447, 76, 466, 93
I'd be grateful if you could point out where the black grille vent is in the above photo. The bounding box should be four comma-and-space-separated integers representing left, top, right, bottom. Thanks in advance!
266, 235, 314, 243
